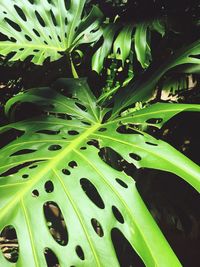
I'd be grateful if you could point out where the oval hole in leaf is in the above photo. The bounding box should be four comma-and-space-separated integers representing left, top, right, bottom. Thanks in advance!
22, 174, 29, 179
129, 153, 141, 161
87, 139, 99, 148
117, 125, 143, 135
81, 121, 91, 126
10, 149, 36, 157
75, 102, 87, 111
145, 141, 158, 146
45, 181, 54, 193
0, 225, 19, 263
4, 18, 21, 32
36, 129, 60, 135
75, 245, 85, 260
0, 161, 42, 177
43, 201, 68, 246
64, 0, 70, 10
112, 206, 124, 224
98, 127, 107, 132
32, 189, 39, 197
116, 178, 128, 188
80, 146, 87, 150
68, 130, 79, 135
99, 147, 124, 171
48, 145, 62, 151
91, 218, 104, 237
14, 5, 27, 21
35, 11, 46, 27
50, 9, 57, 26
111, 228, 145, 267
68, 161, 78, 168
24, 34, 32, 41
80, 178, 105, 209
33, 28, 40, 37
146, 118, 163, 124
62, 169, 71, 175
44, 248, 60, 267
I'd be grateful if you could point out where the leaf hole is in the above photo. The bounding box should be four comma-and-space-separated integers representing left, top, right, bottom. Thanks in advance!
4, 18, 21, 32
62, 169, 71, 175
33, 28, 40, 37
116, 178, 128, 188
80, 146, 87, 150
0, 161, 42, 177
112, 206, 124, 224
64, 0, 70, 10
22, 174, 29, 179
129, 153, 141, 161
14, 5, 27, 21
32, 189, 39, 197
146, 118, 163, 124
43, 201, 68, 246
0, 225, 19, 263
36, 130, 60, 135
75, 102, 87, 111
117, 124, 143, 135
98, 127, 107, 132
44, 248, 60, 267
10, 149, 36, 157
68, 130, 79, 135
45, 181, 54, 193
48, 145, 62, 151
29, 165, 38, 169
80, 178, 105, 209
81, 121, 91, 126
68, 161, 78, 168
50, 9, 57, 26
35, 11, 46, 27
24, 34, 32, 42
91, 219, 104, 237
145, 141, 158, 146
75, 245, 85, 260
111, 228, 145, 267
87, 139, 99, 148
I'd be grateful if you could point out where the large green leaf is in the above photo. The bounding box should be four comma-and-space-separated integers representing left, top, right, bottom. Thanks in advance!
0, 0, 103, 64
1, 79, 200, 266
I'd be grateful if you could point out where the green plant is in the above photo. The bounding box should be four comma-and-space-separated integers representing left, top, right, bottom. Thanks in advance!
0, 0, 103, 76
0, 1, 200, 267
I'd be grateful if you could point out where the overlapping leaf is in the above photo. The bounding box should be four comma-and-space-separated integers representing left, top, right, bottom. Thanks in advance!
0, 0, 103, 64
1, 79, 200, 266
92, 19, 165, 73
112, 39, 200, 118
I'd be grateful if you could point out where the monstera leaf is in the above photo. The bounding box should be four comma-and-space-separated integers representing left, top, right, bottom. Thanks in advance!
92, 19, 165, 73
112, 38, 200, 118
0, 78, 200, 266
0, 0, 103, 64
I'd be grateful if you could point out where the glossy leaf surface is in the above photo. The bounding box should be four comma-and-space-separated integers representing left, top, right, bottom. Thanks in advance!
1, 79, 200, 266
0, 0, 103, 64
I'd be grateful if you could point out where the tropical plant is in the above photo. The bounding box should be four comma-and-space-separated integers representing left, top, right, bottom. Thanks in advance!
0, 0, 103, 76
0, 1, 200, 267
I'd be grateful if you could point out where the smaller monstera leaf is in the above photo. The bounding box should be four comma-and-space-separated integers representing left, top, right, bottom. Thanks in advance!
112, 38, 200, 119
1, 79, 200, 266
92, 19, 165, 73
0, 0, 103, 64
